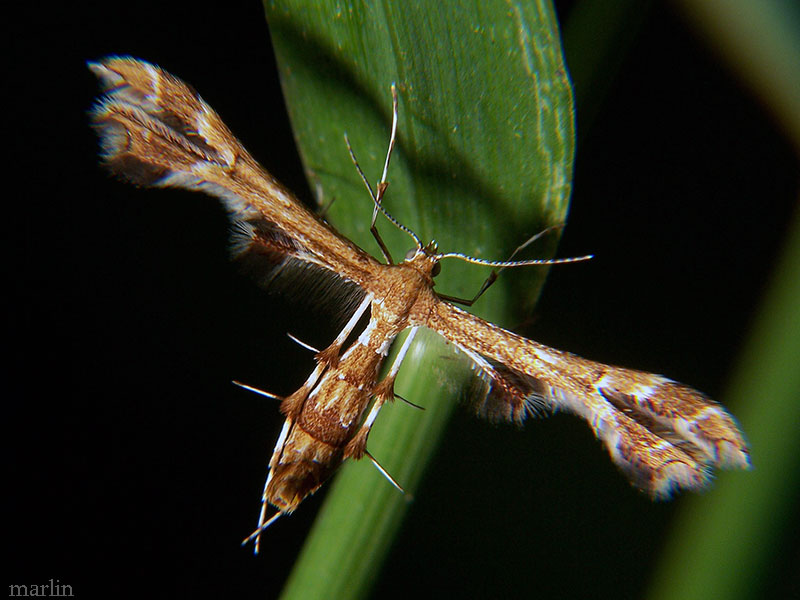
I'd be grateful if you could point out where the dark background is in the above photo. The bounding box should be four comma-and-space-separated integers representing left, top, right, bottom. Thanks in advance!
9, 1, 797, 598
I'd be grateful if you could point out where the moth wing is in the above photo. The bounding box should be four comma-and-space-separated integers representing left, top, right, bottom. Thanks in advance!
444, 339, 745, 498
89, 56, 380, 299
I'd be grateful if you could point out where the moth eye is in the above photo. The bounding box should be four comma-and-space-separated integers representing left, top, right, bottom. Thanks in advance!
431, 261, 442, 277
404, 248, 417, 261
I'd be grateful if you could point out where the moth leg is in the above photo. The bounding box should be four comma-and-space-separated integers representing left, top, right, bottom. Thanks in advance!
280, 296, 372, 417
315, 179, 337, 218
229, 380, 291, 554
344, 85, 400, 264
286, 332, 319, 353
437, 225, 565, 306
241, 509, 283, 555
315, 294, 372, 368
394, 393, 425, 411
370, 85, 399, 243
232, 380, 282, 401
365, 450, 406, 495
344, 326, 419, 459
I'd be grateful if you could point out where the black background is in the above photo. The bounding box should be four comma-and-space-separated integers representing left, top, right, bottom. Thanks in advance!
9, 1, 798, 598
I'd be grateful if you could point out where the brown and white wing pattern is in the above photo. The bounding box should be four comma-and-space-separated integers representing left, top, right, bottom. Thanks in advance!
430, 301, 751, 498
90, 56, 751, 522
89, 56, 380, 292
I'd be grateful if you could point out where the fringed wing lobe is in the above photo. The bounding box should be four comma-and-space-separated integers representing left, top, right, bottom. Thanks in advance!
230, 218, 367, 319
89, 56, 380, 292
455, 342, 750, 498
595, 373, 751, 471
89, 57, 241, 189
464, 355, 553, 425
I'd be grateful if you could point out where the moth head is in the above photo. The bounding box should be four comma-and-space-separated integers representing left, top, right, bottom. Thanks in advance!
404, 241, 442, 277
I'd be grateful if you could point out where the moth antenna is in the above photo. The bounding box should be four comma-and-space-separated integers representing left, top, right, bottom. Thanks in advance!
365, 450, 408, 496
343, 85, 423, 256
365, 175, 422, 250
286, 332, 319, 354
343, 132, 377, 203
435, 221, 591, 268
436, 225, 588, 306
344, 133, 394, 263
436, 252, 593, 268
232, 381, 282, 401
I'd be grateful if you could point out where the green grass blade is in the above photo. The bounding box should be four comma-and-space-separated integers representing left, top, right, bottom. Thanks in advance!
673, 0, 800, 153
647, 205, 800, 600
262, 2, 575, 598
637, 3, 800, 597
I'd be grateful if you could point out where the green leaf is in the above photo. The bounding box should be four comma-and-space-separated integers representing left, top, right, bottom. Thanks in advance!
262, 2, 575, 598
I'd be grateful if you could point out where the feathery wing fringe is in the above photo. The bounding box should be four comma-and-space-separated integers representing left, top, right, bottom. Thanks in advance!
453, 339, 748, 498
230, 218, 366, 319
89, 56, 380, 293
